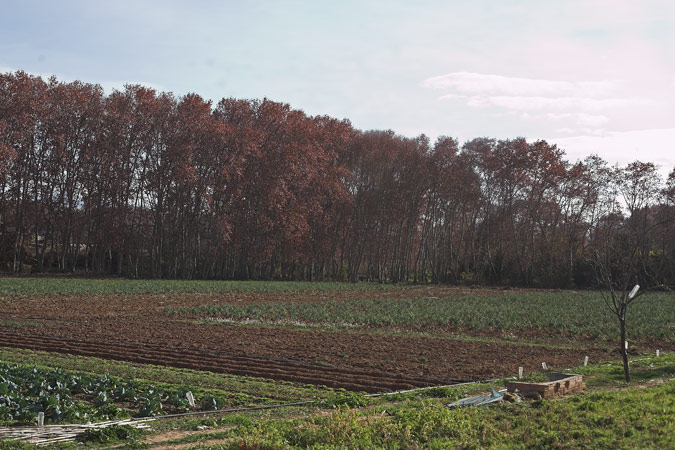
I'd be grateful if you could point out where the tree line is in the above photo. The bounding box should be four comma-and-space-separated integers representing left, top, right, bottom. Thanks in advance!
1, 71, 673, 287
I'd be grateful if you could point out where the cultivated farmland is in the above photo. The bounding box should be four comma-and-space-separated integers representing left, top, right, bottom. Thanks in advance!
1, 279, 672, 394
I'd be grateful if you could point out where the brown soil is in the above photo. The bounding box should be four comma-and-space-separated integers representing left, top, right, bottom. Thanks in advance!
0, 319, 610, 393
0, 287, 620, 393
142, 429, 234, 449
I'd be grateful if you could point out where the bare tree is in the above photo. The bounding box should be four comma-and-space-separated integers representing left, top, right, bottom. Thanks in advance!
592, 242, 644, 382
590, 162, 670, 382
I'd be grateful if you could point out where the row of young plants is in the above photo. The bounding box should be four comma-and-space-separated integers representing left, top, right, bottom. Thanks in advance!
0, 362, 230, 425
0, 347, 330, 407
167, 291, 675, 340
0, 278, 395, 296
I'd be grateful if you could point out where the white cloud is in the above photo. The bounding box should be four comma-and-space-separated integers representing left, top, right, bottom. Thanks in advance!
422, 72, 622, 97
421, 71, 664, 135
423, 72, 647, 114
545, 113, 608, 127
437, 93, 467, 101
549, 128, 675, 176
469, 95, 649, 112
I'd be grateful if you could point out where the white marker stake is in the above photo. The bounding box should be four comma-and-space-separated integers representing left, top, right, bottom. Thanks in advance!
542, 362, 548, 370
625, 341, 628, 351
186, 391, 195, 408
584, 356, 589, 367
37, 412, 44, 427
518, 367, 523, 379
628, 284, 640, 299
656, 350, 660, 357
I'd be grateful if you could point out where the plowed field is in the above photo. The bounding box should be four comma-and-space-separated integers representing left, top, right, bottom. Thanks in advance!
0, 285, 637, 392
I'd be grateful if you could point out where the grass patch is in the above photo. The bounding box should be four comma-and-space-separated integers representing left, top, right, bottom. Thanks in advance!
563, 352, 675, 388
225, 379, 675, 449
0, 441, 37, 450
142, 354, 673, 447
79, 424, 144, 444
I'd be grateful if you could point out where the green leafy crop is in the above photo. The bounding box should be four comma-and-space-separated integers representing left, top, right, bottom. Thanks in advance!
0, 362, 224, 425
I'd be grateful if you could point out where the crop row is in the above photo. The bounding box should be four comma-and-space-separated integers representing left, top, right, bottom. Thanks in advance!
0, 278, 395, 296
0, 362, 234, 425
167, 292, 675, 341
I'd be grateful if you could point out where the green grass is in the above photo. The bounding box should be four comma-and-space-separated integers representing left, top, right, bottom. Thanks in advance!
566, 353, 675, 388
133, 352, 674, 449
0, 278, 396, 296
228, 381, 675, 450
168, 291, 675, 341
151, 354, 674, 449
0, 441, 38, 450
80, 424, 145, 444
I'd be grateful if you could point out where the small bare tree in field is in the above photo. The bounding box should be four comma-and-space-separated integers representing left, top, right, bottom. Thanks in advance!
592, 240, 644, 383
590, 162, 672, 382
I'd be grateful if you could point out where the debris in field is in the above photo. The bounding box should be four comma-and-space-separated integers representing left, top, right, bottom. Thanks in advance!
502, 391, 522, 403
0, 418, 153, 447
446, 389, 504, 409
186, 391, 196, 407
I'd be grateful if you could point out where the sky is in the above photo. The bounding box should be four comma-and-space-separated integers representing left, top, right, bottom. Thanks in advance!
1, 0, 674, 176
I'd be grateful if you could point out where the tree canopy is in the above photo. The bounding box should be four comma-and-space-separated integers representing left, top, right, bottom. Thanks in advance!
1, 71, 673, 287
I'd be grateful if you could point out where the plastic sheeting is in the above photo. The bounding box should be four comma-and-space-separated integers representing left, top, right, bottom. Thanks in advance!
446, 389, 504, 409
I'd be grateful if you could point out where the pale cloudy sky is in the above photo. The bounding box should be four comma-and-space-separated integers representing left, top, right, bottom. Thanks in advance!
1, 0, 674, 174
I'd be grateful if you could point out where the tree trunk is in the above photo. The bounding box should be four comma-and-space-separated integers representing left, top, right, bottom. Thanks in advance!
619, 316, 630, 382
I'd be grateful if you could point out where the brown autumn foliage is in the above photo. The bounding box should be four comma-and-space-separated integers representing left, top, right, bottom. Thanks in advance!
0, 70, 673, 287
